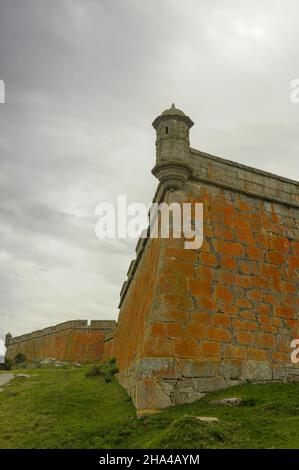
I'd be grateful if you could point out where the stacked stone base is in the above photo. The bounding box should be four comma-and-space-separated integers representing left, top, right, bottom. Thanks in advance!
117, 357, 299, 415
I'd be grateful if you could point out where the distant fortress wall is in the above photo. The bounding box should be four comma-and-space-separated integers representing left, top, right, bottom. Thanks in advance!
5, 320, 116, 363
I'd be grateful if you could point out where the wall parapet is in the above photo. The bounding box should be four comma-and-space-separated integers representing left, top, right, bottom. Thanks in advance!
189, 148, 299, 208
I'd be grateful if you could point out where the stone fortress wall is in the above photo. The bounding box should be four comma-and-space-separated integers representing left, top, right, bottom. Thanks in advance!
104, 105, 299, 415
5, 105, 299, 415
5, 320, 116, 363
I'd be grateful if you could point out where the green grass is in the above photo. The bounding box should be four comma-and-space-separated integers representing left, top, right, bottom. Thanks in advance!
1, 367, 299, 449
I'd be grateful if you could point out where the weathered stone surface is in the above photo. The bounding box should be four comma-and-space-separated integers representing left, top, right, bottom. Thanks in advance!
210, 397, 242, 406
241, 361, 272, 382
220, 361, 242, 380
159, 379, 176, 397
273, 365, 299, 382
0, 373, 15, 387
193, 377, 227, 393
136, 379, 172, 412
180, 360, 221, 378
196, 416, 219, 422
172, 378, 205, 405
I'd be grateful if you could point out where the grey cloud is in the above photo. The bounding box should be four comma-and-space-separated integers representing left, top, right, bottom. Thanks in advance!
0, 0, 299, 337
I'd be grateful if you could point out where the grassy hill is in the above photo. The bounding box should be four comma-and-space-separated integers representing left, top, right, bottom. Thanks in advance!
1, 366, 299, 449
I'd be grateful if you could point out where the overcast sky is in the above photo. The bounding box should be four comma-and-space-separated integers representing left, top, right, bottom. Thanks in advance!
0, 0, 299, 355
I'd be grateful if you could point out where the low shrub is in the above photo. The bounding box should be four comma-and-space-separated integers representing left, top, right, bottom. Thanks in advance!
4, 357, 13, 370
107, 357, 117, 364
14, 353, 27, 364
85, 360, 119, 382
85, 365, 102, 378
